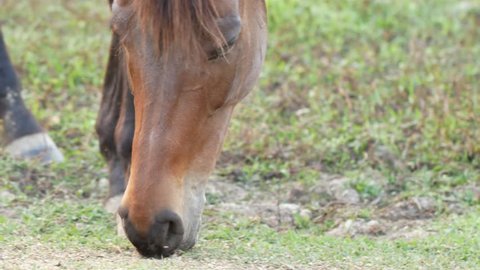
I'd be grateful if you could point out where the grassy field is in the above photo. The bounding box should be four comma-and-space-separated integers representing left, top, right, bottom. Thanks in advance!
1, 0, 480, 269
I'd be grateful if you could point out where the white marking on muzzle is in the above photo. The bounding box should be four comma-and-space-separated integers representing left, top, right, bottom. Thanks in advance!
104, 194, 126, 237
180, 173, 208, 250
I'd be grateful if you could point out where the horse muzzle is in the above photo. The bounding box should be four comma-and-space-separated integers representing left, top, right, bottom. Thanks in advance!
119, 208, 185, 258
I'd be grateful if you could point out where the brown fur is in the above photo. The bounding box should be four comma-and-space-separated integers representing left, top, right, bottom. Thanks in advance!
101, 0, 267, 257
132, 0, 225, 58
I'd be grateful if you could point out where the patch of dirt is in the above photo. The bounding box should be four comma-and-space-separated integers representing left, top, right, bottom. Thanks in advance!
1, 171, 472, 269
378, 197, 437, 221
205, 174, 457, 240
206, 180, 312, 228
326, 218, 434, 240
7, 167, 56, 197
207, 201, 312, 228
318, 196, 441, 239
0, 242, 330, 270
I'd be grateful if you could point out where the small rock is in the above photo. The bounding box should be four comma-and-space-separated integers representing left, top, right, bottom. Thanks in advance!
279, 203, 301, 226
413, 197, 436, 212
309, 184, 333, 206
279, 203, 301, 212
381, 197, 436, 221
311, 176, 348, 205
48, 115, 61, 126
217, 202, 309, 228
288, 185, 308, 203
327, 219, 354, 237
206, 181, 248, 202
327, 177, 360, 204
327, 219, 385, 237
386, 220, 433, 240
98, 178, 109, 192
299, 209, 313, 219
295, 108, 310, 117
446, 203, 464, 215
0, 190, 16, 204
338, 189, 360, 205
361, 220, 384, 236
373, 145, 404, 170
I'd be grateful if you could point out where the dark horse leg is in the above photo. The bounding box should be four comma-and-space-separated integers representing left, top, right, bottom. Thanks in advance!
0, 29, 63, 163
96, 33, 134, 212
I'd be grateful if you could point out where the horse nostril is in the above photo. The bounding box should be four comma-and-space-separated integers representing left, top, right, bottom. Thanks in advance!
123, 209, 184, 258
149, 210, 184, 256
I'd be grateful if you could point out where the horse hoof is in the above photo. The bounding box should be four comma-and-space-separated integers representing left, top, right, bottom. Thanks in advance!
5, 133, 64, 164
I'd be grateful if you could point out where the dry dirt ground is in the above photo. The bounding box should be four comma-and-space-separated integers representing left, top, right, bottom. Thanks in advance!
204, 176, 440, 240
0, 175, 448, 270
1, 244, 317, 270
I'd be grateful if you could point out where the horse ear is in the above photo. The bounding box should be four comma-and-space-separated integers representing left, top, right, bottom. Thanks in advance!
109, 0, 114, 8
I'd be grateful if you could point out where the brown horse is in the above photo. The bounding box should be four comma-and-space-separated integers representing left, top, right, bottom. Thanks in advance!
96, 0, 267, 257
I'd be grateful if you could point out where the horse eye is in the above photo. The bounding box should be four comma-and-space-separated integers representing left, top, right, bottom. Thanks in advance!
208, 37, 237, 61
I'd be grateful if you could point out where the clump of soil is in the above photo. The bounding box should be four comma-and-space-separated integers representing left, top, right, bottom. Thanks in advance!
205, 172, 458, 239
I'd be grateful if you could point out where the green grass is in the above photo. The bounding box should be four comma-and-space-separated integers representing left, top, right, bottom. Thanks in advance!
227, 0, 480, 205
0, 198, 479, 268
1, 0, 480, 268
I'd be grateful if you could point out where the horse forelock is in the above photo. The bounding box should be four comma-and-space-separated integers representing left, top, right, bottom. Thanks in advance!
132, 0, 225, 59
